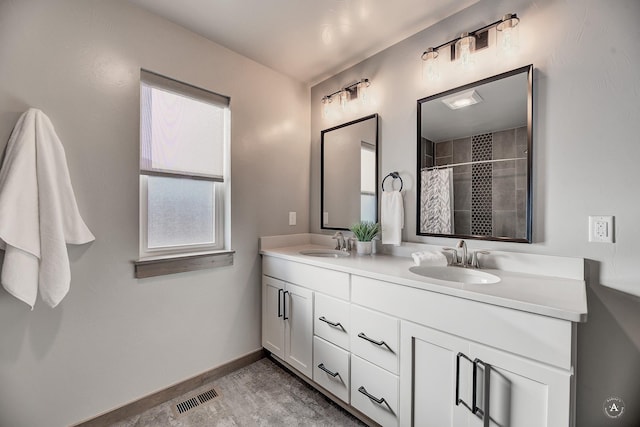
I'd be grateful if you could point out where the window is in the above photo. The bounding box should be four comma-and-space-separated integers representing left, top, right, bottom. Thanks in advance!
137, 70, 231, 271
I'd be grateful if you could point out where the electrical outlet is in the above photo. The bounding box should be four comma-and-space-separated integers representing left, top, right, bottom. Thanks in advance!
589, 216, 614, 243
289, 212, 296, 226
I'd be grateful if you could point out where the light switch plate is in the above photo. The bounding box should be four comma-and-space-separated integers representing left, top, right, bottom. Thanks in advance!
589, 215, 614, 243
289, 212, 296, 226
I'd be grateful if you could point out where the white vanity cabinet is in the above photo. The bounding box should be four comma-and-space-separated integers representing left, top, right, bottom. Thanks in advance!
351, 275, 576, 427
262, 256, 350, 381
261, 248, 584, 427
262, 276, 314, 378
400, 321, 572, 427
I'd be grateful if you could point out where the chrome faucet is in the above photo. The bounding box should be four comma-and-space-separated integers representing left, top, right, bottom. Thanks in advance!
332, 232, 346, 251
457, 240, 468, 267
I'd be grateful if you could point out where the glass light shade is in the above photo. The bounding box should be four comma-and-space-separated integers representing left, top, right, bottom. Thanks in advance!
339, 89, 350, 111
496, 13, 520, 56
321, 96, 332, 118
455, 32, 476, 69
421, 48, 440, 82
357, 79, 370, 105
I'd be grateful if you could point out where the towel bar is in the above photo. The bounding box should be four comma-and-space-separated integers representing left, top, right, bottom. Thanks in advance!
382, 172, 403, 192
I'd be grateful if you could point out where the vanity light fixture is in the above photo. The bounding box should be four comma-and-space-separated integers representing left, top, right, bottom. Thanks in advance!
421, 47, 439, 82
339, 89, 350, 111
455, 32, 476, 69
421, 13, 520, 79
496, 13, 520, 56
321, 78, 371, 117
357, 78, 370, 105
321, 96, 332, 118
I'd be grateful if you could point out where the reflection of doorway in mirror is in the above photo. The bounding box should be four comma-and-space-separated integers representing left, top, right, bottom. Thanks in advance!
360, 142, 376, 223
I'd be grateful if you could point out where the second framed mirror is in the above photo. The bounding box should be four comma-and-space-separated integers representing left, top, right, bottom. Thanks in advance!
321, 114, 379, 230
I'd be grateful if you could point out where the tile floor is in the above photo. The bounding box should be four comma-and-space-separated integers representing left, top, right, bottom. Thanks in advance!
111, 357, 367, 426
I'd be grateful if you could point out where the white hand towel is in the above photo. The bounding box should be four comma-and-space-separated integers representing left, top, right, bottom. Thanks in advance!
381, 190, 404, 245
411, 251, 447, 267
0, 108, 95, 308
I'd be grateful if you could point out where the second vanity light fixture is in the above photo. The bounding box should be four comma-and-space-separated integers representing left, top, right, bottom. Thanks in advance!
321, 78, 371, 118
421, 13, 520, 81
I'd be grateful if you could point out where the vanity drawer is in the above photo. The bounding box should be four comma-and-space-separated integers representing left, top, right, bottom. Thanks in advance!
314, 293, 350, 349
350, 305, 399, 374
313, 336, 350, 404
262, 256, 349, 300
351, 275, 573, 370
351, 355, 398, 427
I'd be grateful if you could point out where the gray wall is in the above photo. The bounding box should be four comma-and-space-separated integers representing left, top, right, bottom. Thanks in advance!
311, 0, 640, 425
0, 1, 309, 426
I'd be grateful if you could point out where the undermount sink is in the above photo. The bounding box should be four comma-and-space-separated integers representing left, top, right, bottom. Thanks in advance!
299, 249, 350, 258
409, 265, 501, 285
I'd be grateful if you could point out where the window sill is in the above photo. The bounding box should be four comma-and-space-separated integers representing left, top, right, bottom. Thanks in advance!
134, 250, 235, 278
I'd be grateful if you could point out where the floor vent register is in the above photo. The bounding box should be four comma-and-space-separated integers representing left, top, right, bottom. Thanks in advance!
173, 387, 220, 416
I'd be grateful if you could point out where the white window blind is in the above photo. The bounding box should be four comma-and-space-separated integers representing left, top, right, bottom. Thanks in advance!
139, 70, 230, 257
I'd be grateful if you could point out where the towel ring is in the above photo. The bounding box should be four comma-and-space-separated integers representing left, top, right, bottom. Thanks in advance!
382, 172, 403, 192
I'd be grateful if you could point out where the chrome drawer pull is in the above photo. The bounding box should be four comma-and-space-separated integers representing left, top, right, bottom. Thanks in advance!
358, 386, 386, 405
473, 358, 489, 417
317, 363, 340, 377
455, 352, 474, 413
319, 316, 345, 330
358, 332, 388, 348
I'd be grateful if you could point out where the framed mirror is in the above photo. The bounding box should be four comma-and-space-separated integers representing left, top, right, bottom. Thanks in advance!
322, 114, 379, 230
417, 65, 532, 242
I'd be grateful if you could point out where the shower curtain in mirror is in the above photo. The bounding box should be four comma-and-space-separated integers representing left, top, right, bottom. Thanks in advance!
420, 168, 454, 234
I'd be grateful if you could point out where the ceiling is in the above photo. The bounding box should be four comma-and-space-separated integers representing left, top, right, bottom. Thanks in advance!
127, 0, 478, 85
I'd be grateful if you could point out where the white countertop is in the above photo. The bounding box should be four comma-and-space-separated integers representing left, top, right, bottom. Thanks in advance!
260, 243, 588, 323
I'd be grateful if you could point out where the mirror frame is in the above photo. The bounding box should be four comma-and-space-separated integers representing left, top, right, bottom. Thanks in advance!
321, 113, 379, 231
416, 65, 533, 243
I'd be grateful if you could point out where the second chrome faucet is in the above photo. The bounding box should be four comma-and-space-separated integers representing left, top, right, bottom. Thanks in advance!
443, 240, 489, 269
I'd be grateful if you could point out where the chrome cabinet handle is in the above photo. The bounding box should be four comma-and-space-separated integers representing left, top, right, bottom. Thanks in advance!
473, 358, 490, 420
319, 316, 344, 330
357, 332, 387, 347
317, 363, 340, 377
358, 386, 386, 405
282, 290, 289, 320
277, 289, 283, 318
456, 352, 474, 413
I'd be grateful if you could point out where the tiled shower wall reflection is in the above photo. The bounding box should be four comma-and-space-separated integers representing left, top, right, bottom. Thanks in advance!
434, 127, 527, 238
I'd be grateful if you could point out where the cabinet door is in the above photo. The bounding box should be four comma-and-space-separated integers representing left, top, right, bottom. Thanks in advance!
262, 276, 285, 359
400, 321, 474, 427
468, 342, 573, 427
284, 282, 314, 378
